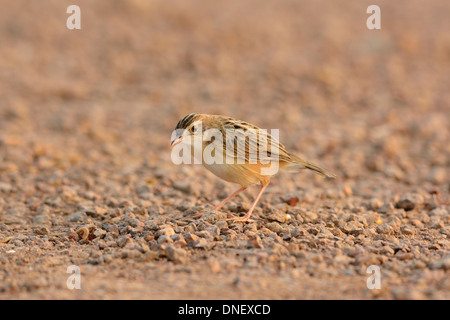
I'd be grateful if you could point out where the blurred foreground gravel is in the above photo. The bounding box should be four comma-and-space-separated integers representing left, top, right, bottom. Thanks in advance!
0, 0, 449, 299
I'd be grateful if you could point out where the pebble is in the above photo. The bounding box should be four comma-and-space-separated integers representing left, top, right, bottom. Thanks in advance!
400, 225, 415, 235
0, 182, 13, 192
156, 227, 175, 238
427, 167, 446, 184
376, 224, 393, 235
165, 246, 187, 264
266, 210, 286, 223
32, 215, 50, 225
67, 211, 87, 222
157, 235, 173, 244
266, 222, 282, 234
93, 228, 107, 239
367, 199, 382, 211
139, 251, 158, 262
395, 194, 424, 211
290, 227, 308, 238
183, 233, 199, 244
192, 238, 215, 250
428, 220, 444, 229
247, 236, 264, 249
429, 208, 447, 217
429, 257, 450, 270
33, 227, 49, 235
173, 181, 192, 194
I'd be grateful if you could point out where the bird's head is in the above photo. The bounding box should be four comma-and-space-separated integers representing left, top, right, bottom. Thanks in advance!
170, 113, 208, 148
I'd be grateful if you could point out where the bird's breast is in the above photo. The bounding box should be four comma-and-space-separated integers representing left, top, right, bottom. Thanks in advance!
202, 163, 261, 186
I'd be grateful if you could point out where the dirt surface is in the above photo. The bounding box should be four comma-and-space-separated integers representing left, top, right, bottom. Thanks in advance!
0, 0, 449, 300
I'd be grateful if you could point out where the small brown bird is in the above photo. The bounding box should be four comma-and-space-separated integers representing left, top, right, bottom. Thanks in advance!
171, 113, 336, 222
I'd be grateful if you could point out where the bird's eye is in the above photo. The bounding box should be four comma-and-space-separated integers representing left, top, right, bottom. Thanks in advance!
192, 125, 198, 133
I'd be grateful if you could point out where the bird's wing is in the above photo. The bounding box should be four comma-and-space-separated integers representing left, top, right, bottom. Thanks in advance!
222, 119, 291, 164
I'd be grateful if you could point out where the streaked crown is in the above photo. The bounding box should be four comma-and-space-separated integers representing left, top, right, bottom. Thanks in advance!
175, 113, 201, 130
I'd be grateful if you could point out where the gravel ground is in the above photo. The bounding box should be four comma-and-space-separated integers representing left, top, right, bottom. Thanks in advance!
0, 0, 449, 299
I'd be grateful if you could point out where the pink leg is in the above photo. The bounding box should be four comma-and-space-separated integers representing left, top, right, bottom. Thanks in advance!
213, 186, 248, 211
232, 181, 269, 222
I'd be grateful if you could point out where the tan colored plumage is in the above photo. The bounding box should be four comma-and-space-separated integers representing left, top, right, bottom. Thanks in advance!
171, 113, 336, 222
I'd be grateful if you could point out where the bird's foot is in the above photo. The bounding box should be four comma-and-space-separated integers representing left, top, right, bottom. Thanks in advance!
226, 214, 255, 223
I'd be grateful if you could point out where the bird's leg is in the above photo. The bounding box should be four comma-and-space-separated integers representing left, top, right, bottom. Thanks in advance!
231, 180, 270, 222
213, 186, 248, 211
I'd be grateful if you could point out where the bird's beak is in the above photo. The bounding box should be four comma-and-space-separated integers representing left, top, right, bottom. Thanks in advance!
170, 136, 183, 148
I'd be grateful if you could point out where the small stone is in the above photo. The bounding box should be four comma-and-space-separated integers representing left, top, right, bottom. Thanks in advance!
139, 251, 158, 262
105, 225, 120, 237
215, 220, 228, 231
378, 203, 394, 214
67, 211, 87, 222
340, 221, 363, 235
36, 205, 51, 216
400, 225, 415, 235
302, 211, 318, 222
183, 233, 199, 244
0, 182, 13, 192
334, 255, 351, 264
173, 181, 191, 194
204, 225, 220, 238
157, 235, 173, 244
85, 206, 108, 217
429, 256, 450, 270
116, 236, 132, 248
368, 199, 382, 211
121, 249, 141, 259
428, 243, 441, 250
427, 167, 446, 184
34, 227, 49, 235
429, 208, 447, 217
395, 194, 424, 211
395, 199, 415, 211
266, 210, 286, 223
307, 227, 319, 235
147, 204, 164, 215
380, 246, 395, 255
270, 243, 289, 255
376, 224, 392, 234
428, 220, 444, 229
67, 229, 79, 241
266, 222, 282, 234
170, 233, 182, 241
411, 220, 424, 228
93, 228, 107, 239
290, 227, 307, 238
128, 218, 145, 228
207, 259, 221, 273
192, 238, 215, 249
156, 227, 175, 238
194, 230, 211, 238
118, 200, 133, 208
247, 236, 264, 249
165, 246, 187, 263
342, 185, 353, 197
363, 212, 381, 225
200, 211, 227, 224
280, 195, 299, 206
32, 215, 50, 225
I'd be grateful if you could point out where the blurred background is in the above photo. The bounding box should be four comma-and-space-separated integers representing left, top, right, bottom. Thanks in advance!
1, 0, 449, 184
0, 0, 448, 191
0, 0, 449, 299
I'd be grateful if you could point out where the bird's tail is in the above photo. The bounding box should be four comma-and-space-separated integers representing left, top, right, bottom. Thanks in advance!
288, 154, 336, 179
